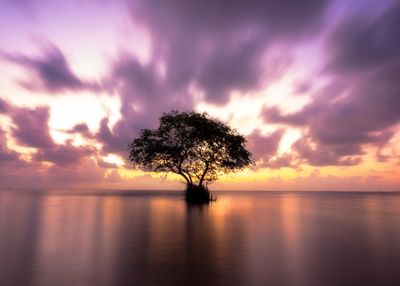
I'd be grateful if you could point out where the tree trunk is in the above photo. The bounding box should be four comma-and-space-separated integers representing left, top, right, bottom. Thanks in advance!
185, 183, 212, 204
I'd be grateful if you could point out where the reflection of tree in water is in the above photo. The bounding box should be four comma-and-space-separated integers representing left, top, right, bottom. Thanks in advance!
184, 204, 246, 286
113, 197, 247, 286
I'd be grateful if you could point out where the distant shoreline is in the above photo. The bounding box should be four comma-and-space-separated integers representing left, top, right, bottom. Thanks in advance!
1, 189, 400, 195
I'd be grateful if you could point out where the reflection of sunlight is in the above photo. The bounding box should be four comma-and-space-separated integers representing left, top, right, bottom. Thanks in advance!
210, 196, 233, 217
148, 198, 185, 264
208, 197, 242, 263
281, 195, 308, 284
281, 196, 300, 245
102, 196, 123, 226
36, 196, 98, 281
363, 197, 385, 252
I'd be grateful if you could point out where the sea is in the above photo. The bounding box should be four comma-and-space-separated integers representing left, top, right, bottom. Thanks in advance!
1, 190, 400, 286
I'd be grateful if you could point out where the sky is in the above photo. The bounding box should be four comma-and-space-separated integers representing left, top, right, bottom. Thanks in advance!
0, 0, 399, 191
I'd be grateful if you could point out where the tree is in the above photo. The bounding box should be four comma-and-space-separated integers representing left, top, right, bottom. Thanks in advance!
128, 110, 253, 203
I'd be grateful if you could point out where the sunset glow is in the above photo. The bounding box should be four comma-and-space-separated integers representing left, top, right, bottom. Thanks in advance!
0, 0, 399, 191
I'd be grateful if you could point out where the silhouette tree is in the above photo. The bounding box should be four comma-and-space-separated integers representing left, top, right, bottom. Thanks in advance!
128, 111, 253, 203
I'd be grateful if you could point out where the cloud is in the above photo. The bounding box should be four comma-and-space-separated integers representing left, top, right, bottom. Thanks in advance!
96, 55, 194, 156
262, 106, 309, 126
262, 85, 398, 166
0, 99, 110, 189
260, 2, 400, 166
8, 103, 95, 166
292, 136, 362, 166
132, 0, 331, 38
71, 123, 90, 133
67, 123, 95, 140
97, 117, 128, 155
11, 106, 55, 148
4, 43, 98, 93
94, 1, 335, 156
96, 159, 118, 169
0, 128, 20, 163
129, 0, 333, 104
45, 158, 105, 185
247, 129, 284, 161
33, 141, 94, 166
0, 157, 107, 190
328, 2, 400, 73
0, 97, 10, 113
246, 128, 296, 168
194, 34, 266, 104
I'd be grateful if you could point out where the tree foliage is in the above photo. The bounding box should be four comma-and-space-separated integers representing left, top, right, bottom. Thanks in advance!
128, 110, 253, 188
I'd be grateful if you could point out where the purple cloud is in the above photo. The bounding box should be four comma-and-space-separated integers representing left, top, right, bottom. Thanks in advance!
8, 104, 95, 166
129, 0, 333, 104
67, 123, 95, 140
4, 44, 97, 93
0, 128, 20, 163
96, 1, 335, 156
262, 106, 309, 127
262, 86, 398, 166
196, 36, 266, 104
0, 97, 10, 113
97, 117, 128, 155
247, 129, 284, 161
97, 55, 193, 156
11, 106, 54, 149
34, 141, 94, 166
96, 159, 118, 169
260, 2, 400, 166
328, 2, 400, 73
71, 123, 90, 133
292, 136, 362, 166
246, 129, 296, 168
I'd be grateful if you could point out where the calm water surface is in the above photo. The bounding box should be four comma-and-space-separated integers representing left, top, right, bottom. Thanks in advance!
1, 190, 400, 286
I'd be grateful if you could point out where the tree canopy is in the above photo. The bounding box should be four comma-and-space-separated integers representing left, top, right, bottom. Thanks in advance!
128, 110, 253, 189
